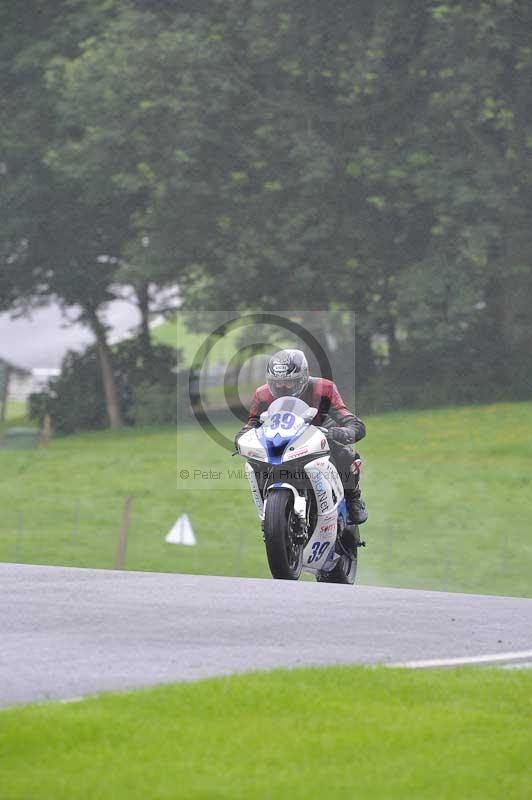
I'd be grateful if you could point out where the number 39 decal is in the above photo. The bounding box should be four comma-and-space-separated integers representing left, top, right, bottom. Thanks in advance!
307, 541, 330, 564
270, 412, 296, 431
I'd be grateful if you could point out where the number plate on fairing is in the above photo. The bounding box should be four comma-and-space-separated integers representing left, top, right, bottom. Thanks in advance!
302, 513, 337, 570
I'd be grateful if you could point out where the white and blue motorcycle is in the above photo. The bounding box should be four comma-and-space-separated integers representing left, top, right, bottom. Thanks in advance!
237, 396, 365, 584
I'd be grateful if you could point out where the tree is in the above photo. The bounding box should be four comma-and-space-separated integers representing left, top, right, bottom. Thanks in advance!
172, 0, 435, 382
43, 0, 493, 386
43, 6, 234, 299
399, 1, 532, 375
0, 0, 129, 426
3, 0, 531, 412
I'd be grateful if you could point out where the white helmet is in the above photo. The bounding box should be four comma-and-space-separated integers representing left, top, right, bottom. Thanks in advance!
266, 349, 309, 398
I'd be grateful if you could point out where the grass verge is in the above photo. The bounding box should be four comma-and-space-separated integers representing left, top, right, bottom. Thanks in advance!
1, 665, 531, 799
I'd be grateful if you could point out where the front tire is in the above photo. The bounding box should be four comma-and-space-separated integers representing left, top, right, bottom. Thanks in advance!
263, 490, 303, 580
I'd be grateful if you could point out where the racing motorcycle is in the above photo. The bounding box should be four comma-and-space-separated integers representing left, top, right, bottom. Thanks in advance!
237, 396, 365, 584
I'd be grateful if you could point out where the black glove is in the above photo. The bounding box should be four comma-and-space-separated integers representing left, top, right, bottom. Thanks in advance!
328, 426, 355, 445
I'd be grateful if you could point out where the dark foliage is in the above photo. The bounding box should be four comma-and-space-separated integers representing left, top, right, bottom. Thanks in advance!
29, 339, 179, 434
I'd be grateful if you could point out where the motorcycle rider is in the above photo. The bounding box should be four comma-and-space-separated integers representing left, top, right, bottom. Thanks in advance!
234, 348, 368, 525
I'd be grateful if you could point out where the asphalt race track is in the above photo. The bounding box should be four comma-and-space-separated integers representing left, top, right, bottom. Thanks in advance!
1, 563, 532, 708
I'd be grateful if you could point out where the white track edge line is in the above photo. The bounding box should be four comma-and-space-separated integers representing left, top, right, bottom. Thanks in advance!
389, 649, 532, 669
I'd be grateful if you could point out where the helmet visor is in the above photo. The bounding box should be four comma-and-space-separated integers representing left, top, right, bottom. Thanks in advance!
268, 375, 306, 398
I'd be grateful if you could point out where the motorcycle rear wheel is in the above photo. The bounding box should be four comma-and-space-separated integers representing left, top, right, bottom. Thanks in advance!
316, 525, 359, 585
263, 489, 303, 580
316, 553, 357, 584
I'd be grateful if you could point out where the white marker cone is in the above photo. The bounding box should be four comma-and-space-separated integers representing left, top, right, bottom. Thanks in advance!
165, 513, 196, 546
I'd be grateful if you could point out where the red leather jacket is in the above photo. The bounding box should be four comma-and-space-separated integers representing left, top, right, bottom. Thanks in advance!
237, 377, 365, 444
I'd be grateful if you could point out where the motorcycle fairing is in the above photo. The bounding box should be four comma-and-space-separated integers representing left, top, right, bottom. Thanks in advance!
239, 396, 350, 576
238, 428, 268, 461
244, 462, 264, 519
238, 423, 328, 465
301, 456, 345, 573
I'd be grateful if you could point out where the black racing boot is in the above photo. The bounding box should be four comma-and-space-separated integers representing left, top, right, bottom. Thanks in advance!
345, 489, 368, 525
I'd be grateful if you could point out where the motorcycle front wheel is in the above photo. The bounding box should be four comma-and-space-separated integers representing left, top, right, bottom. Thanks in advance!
263, 489, 303, 580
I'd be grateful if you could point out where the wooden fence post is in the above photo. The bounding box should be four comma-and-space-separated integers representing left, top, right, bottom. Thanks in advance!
114, 496, 132, 570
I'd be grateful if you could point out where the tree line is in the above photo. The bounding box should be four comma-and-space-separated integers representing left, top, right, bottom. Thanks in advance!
2, 0, 531, 427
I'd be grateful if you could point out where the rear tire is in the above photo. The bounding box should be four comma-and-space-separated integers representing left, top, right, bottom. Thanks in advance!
316, 525, 359, 585
316, 553, 357, 584
263, 490, 303, 580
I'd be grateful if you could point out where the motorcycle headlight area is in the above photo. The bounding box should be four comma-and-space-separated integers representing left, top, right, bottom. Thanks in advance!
238, 429, 268, 461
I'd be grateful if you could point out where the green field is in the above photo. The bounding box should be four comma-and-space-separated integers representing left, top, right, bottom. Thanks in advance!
152, 315, 212, 363
5, 399, 28, 421
153, 314, 262, 367
0, 402, 531, 596
152, 313, 292, 368
1, 665, 531, 799
0, 399, 32, 432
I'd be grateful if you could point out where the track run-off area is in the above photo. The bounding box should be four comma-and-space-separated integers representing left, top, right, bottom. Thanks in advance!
1, 563, 531, 708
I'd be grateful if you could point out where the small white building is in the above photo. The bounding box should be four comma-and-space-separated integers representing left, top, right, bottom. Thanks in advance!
0, 358, 31, 421
0, 359, 62, 420
9, 367, 61, 402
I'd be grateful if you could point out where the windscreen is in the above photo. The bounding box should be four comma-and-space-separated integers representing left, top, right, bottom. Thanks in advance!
267, 396, 310, 416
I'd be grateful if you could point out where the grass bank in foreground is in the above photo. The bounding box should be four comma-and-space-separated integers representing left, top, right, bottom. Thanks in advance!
1, 666, 531, 799
0, 402, 531, 596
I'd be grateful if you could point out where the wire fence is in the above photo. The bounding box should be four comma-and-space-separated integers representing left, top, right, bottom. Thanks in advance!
0, 498, 259, 578
0, 502, 528, 597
